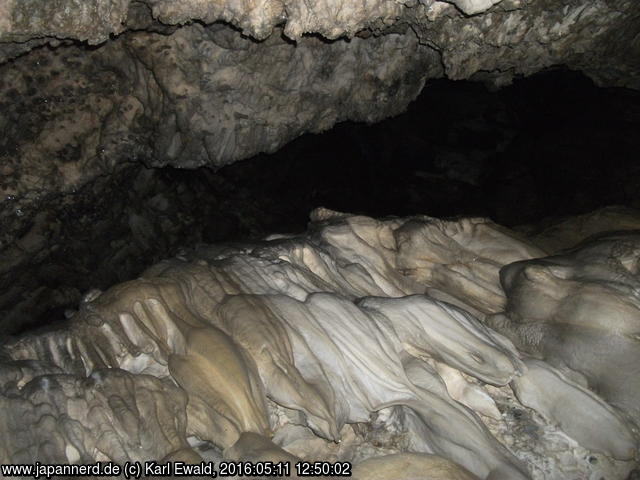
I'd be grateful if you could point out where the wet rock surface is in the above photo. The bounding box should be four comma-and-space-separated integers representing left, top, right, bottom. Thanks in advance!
1, 209, 638, 479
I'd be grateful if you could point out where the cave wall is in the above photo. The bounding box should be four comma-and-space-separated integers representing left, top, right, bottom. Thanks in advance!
1, 0, 640, 332
2, 0, 639, 209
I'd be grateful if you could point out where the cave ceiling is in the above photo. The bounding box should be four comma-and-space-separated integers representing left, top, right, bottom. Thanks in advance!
1, 0, 639, 252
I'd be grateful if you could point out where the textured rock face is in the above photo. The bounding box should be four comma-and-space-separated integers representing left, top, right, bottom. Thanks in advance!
1, 0, 640, 331
417, 0, 640, 88
1, 210, 638, 479
0, 23, 434, 195
0, 24, 435, 207
2, 0, 639, 83
1, 0, 639, 196
491, 230, 640, 426
0, 22, 436, 330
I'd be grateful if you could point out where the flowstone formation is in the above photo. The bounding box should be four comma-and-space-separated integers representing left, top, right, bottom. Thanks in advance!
1, 208, 638, 479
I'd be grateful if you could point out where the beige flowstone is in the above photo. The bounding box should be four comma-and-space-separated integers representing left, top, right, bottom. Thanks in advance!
1, 209, 637, 479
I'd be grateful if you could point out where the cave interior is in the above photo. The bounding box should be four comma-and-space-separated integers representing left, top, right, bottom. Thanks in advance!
1, 1, 640, 479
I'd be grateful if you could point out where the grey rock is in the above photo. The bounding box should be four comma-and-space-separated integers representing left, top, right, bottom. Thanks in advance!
0, 0, 639, 335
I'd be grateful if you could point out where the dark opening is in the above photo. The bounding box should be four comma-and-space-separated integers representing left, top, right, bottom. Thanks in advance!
8, 67, 640, 333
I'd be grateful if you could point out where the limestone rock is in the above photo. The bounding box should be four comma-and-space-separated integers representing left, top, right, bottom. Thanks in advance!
490, 230, 640, 426
1, 211, 637, 479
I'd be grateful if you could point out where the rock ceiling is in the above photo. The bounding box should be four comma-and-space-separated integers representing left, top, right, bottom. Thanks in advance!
1, 0, 638, 212
1, 0, 638, 267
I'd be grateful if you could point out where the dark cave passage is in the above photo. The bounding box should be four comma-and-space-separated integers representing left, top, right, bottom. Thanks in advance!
243, 68, 640, 227
5, 68, 640, 333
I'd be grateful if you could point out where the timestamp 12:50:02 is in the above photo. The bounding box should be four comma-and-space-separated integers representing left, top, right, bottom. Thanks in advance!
219, 460, 352, 477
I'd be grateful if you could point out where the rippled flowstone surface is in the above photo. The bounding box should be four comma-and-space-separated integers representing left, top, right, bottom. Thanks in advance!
1, 209, 638, 479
